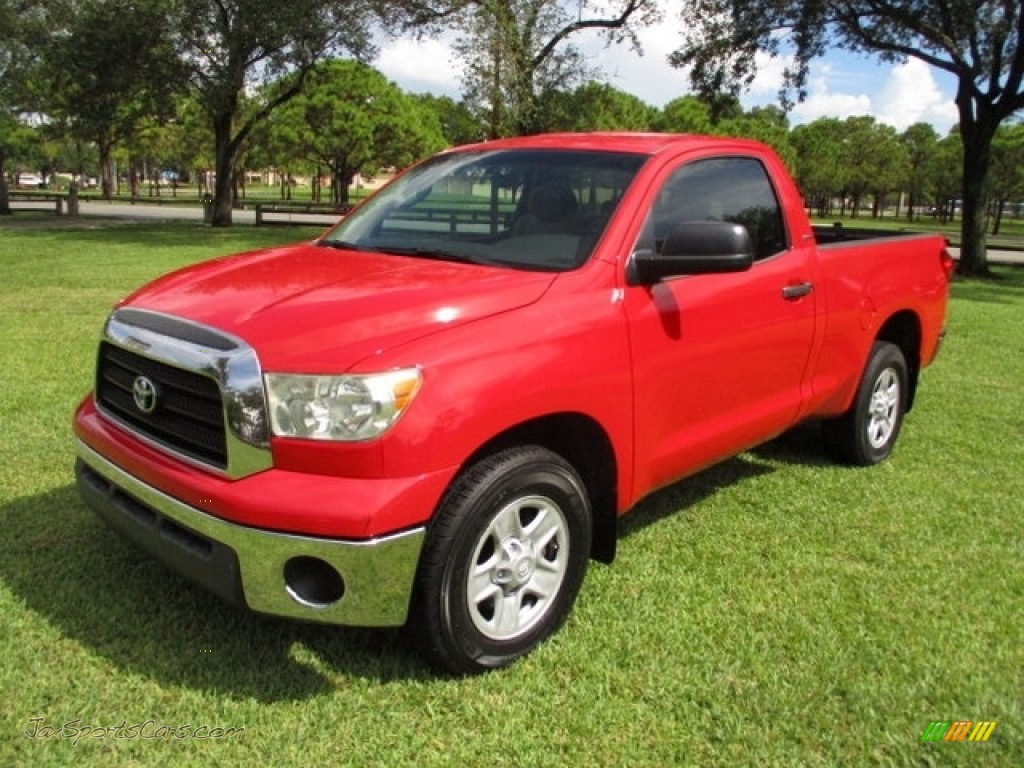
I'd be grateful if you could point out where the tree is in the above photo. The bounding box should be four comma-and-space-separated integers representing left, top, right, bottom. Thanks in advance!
930, 132, 964, 223
535, 81, 655, 132
0, 3, 15, 212
451, 0, 659, 138
791, 118, 848, 216
651, 96, 797, 167
127, 116, 191, 198
651, 96, 714, 134
413, 94, 484, 146
173, 0, 389, 225
718, 105, 797, 169
0, 0, 49, 212
269, 60, 446, 205
791, 116, 908, 218
988, 123, 1024, 234
2, 119, 47, 182
41, 0, 184, 199
844, 118, 907, 219
901, 123, 940, 222
671, 0, 1024, 275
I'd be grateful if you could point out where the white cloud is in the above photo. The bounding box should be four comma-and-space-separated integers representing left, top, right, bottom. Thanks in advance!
373, 15, 959, 134
574, 4, 690, 107
747, 51, 790, 98
375, 37, 463, 98
874, 59, 959, 132
789, 65, 874, 124
782, 59, 958, 133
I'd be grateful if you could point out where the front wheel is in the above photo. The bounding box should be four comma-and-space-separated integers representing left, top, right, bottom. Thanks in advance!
408, 446, 592, 674
823, 341, 909, 466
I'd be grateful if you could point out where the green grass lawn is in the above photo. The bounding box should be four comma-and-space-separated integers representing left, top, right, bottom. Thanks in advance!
1, 221, 1021, 766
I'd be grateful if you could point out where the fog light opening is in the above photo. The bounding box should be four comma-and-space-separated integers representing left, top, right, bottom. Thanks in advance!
284, 556, 345, 608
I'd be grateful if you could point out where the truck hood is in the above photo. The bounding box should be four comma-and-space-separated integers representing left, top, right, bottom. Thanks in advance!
120, 241, 556, 371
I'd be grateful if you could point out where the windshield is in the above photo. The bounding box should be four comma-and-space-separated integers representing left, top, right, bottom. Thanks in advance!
319, 148, 647, 271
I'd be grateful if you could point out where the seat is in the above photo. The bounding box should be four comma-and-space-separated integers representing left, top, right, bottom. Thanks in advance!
513, 184, 579, 235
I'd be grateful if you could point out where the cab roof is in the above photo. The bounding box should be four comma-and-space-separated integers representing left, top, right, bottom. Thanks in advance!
448, 132, 766, 157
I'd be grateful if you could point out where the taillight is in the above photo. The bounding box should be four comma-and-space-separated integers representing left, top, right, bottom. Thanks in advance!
940, 246, 955, 280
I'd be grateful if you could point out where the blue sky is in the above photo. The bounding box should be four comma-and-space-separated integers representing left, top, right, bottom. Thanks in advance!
376, 7, 961, 135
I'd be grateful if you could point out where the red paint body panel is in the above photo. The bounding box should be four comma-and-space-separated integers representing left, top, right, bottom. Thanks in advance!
74, 397, 455, 538
124, 243, 557, 374
74, 133, 950, 544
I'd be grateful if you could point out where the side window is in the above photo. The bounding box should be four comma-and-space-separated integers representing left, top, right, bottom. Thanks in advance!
645, 157, 787, 261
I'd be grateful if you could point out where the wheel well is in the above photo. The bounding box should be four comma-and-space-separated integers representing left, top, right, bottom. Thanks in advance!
877, 311, 921, 409
461, 414, 618, 564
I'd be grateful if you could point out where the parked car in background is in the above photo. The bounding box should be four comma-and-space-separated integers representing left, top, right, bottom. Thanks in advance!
16, 173, 45, 188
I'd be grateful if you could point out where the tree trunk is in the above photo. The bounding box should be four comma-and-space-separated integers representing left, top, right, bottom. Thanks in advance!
955, 87, 999, 276
334, 162, 353, 205
0, 145, 10, 215
129, 158, 141, 198
958, 168, 989, 276
992, 199, 1005, 236
99, 137, 116, 200
489, 31, 503, 140
211, 115, 235, 227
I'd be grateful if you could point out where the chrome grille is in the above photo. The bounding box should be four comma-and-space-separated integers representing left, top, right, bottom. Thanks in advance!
96, 341, 228, 469
96, 308, 272, 478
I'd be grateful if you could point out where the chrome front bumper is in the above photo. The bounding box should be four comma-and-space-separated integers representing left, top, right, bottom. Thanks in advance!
75, 439, 425, 627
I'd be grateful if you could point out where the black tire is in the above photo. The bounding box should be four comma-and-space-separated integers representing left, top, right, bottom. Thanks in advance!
823, 341, 909, 466
407, 445, 592, 674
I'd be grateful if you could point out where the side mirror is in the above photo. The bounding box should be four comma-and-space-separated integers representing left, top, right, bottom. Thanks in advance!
629, 220, 754, 285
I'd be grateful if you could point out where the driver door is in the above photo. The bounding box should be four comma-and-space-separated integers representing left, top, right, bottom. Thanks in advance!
624, 155, 818, 492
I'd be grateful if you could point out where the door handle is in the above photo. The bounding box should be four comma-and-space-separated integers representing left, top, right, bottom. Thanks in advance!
782, 281, 814, 300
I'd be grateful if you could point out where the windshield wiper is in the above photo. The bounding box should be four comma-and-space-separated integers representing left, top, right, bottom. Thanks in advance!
319, 239, 385, 252
319, 240, 490, 266
377, 245, 485, 265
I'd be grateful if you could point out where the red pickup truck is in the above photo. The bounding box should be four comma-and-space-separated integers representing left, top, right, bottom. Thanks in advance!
74, 133, 951, 673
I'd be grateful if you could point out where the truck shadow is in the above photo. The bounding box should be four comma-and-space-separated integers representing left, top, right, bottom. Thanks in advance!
0, 485, 432, 700
618, 422, 831, 539
2, 428, 832, 695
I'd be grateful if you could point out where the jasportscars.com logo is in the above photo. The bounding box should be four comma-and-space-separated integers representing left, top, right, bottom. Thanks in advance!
921, 720, 997, 743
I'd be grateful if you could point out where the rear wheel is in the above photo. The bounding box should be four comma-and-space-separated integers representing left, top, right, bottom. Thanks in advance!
823, 341, 909, 465
408, 445, 591, 674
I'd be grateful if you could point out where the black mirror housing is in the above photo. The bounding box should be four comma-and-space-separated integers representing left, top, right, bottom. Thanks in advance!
629, 220, 754, 284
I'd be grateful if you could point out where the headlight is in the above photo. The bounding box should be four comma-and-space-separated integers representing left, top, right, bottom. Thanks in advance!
265, 369, 422, 441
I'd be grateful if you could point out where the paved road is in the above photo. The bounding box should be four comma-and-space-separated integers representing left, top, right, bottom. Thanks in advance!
945, 246, 1023, 266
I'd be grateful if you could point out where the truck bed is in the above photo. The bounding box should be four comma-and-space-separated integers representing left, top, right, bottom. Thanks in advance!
813, 222, 945, 246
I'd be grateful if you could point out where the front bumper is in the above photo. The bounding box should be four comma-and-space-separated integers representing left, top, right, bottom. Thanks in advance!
75, 439, 425, 626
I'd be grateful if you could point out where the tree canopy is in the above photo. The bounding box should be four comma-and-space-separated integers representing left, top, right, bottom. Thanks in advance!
536, 82, 656, 132
451, 0, 659, 137
41, 0, 183, 198
671, 0, 1024, 274
269, 60, 445, 204
5, 0, 1024, 267
0, 0, 46, 213
173, 0, 386, 225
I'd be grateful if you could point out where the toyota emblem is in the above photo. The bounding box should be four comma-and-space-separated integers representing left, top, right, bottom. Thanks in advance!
132, 375, 158, 414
